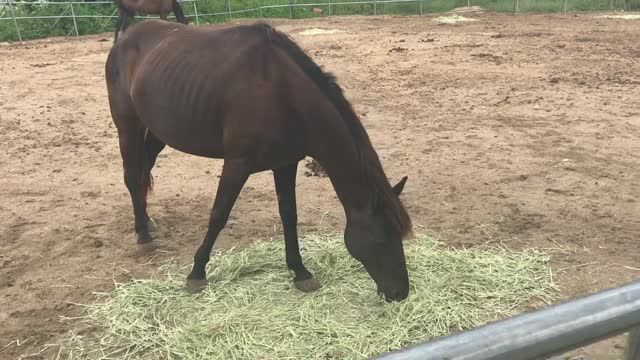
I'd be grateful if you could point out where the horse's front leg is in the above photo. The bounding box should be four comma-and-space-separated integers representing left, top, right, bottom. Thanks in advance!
273, 163, 321, 292
186, 158, 250, 293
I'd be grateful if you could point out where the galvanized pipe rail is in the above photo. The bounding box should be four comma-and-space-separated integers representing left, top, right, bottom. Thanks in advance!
5, 0, 635, 42
371, 280, 640, 360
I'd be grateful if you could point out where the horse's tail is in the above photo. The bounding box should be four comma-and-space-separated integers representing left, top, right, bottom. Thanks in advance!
142, 130, 155, 196
171, 0, 188, 23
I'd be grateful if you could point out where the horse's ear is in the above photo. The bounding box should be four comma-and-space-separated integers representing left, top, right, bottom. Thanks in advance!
392, 176, 408, 196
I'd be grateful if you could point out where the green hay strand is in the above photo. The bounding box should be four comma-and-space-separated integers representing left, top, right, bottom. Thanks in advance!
59, 233, 555, 359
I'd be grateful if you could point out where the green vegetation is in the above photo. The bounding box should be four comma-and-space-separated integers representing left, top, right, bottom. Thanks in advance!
57, 233, 555, 359
1, 0, 639, 42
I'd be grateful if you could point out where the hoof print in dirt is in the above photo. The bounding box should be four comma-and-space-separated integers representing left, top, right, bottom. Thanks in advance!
136, 241, 158, 253
388, 47, 408, 54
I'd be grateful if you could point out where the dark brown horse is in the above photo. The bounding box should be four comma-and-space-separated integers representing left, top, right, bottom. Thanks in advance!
105, 20, 413, 301
112, 0, 188, 43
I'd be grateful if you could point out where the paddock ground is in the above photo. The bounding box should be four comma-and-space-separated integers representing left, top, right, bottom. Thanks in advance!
1, 11, 638, 359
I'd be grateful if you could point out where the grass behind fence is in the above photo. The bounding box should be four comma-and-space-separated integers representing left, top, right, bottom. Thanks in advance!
1, 0, 639, 41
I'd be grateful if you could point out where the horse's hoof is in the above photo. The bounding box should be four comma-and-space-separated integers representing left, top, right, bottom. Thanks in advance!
186, 278, 209, 294
294, 277, 321, 293
137, 241, 157, 253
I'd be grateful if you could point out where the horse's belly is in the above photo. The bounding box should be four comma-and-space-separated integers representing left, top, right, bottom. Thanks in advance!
165, 136, 225, 159
129, 71, 224, 157
137, 104, 225, 159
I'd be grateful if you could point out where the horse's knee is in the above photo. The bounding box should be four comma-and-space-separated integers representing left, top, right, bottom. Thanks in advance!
208, 211, 229, 232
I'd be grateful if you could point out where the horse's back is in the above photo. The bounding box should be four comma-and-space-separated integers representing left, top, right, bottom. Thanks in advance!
106, 20, 304, 161
107, 20, 272, 80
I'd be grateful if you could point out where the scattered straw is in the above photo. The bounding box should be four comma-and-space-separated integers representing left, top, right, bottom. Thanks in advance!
433, 14, 478, 24
58, 233, 555, 359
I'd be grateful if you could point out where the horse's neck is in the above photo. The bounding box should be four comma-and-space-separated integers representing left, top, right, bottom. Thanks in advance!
299, 83, 379, 213
312, 135, 374, 213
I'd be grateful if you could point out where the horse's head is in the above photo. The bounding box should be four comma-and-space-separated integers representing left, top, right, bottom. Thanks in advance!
344, 177, 411, 302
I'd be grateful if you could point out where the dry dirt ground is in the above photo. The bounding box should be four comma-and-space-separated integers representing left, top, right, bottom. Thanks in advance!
1, 11, 639, 359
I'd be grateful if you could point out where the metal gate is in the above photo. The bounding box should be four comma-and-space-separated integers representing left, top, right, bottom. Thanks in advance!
371, 280, 640, 360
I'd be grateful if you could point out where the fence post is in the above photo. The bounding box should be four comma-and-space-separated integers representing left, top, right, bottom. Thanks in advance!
288, 0, 292, 18
626, 327, 640, 360
562, 0, 567, 13
227, 0, 231, 19
69, 1, 79, 37
7, 0, 22, 42
258, 0, 262, 17
374, 0, 377, 15
418, 0, 422, 15
328, 0, 331, 16
608, 0, 613, 9
514, 0, 519, 14
193, 1, 200, 25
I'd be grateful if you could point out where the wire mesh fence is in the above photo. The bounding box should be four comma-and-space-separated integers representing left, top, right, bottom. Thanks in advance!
1, 0, 639, 42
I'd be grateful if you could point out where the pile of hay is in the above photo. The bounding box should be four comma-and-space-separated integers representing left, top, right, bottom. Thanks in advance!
62, 233, 555, 359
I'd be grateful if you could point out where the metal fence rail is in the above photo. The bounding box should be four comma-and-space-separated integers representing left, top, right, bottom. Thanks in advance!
2, 0, 638, 42
370, 280, 640, 360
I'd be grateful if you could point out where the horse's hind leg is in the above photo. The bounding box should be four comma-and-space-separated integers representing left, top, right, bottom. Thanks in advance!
171, 0, 188, 24
273, 163, 320, 292
116, 122, 155, 251
186, 158, 251, 293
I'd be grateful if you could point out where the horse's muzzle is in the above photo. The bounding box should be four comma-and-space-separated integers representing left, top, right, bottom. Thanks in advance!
378, 287, 409, 302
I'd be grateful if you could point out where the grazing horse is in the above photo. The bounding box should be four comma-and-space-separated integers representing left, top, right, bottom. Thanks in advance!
112, 0, 189, 43
105, 20, 413, 301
